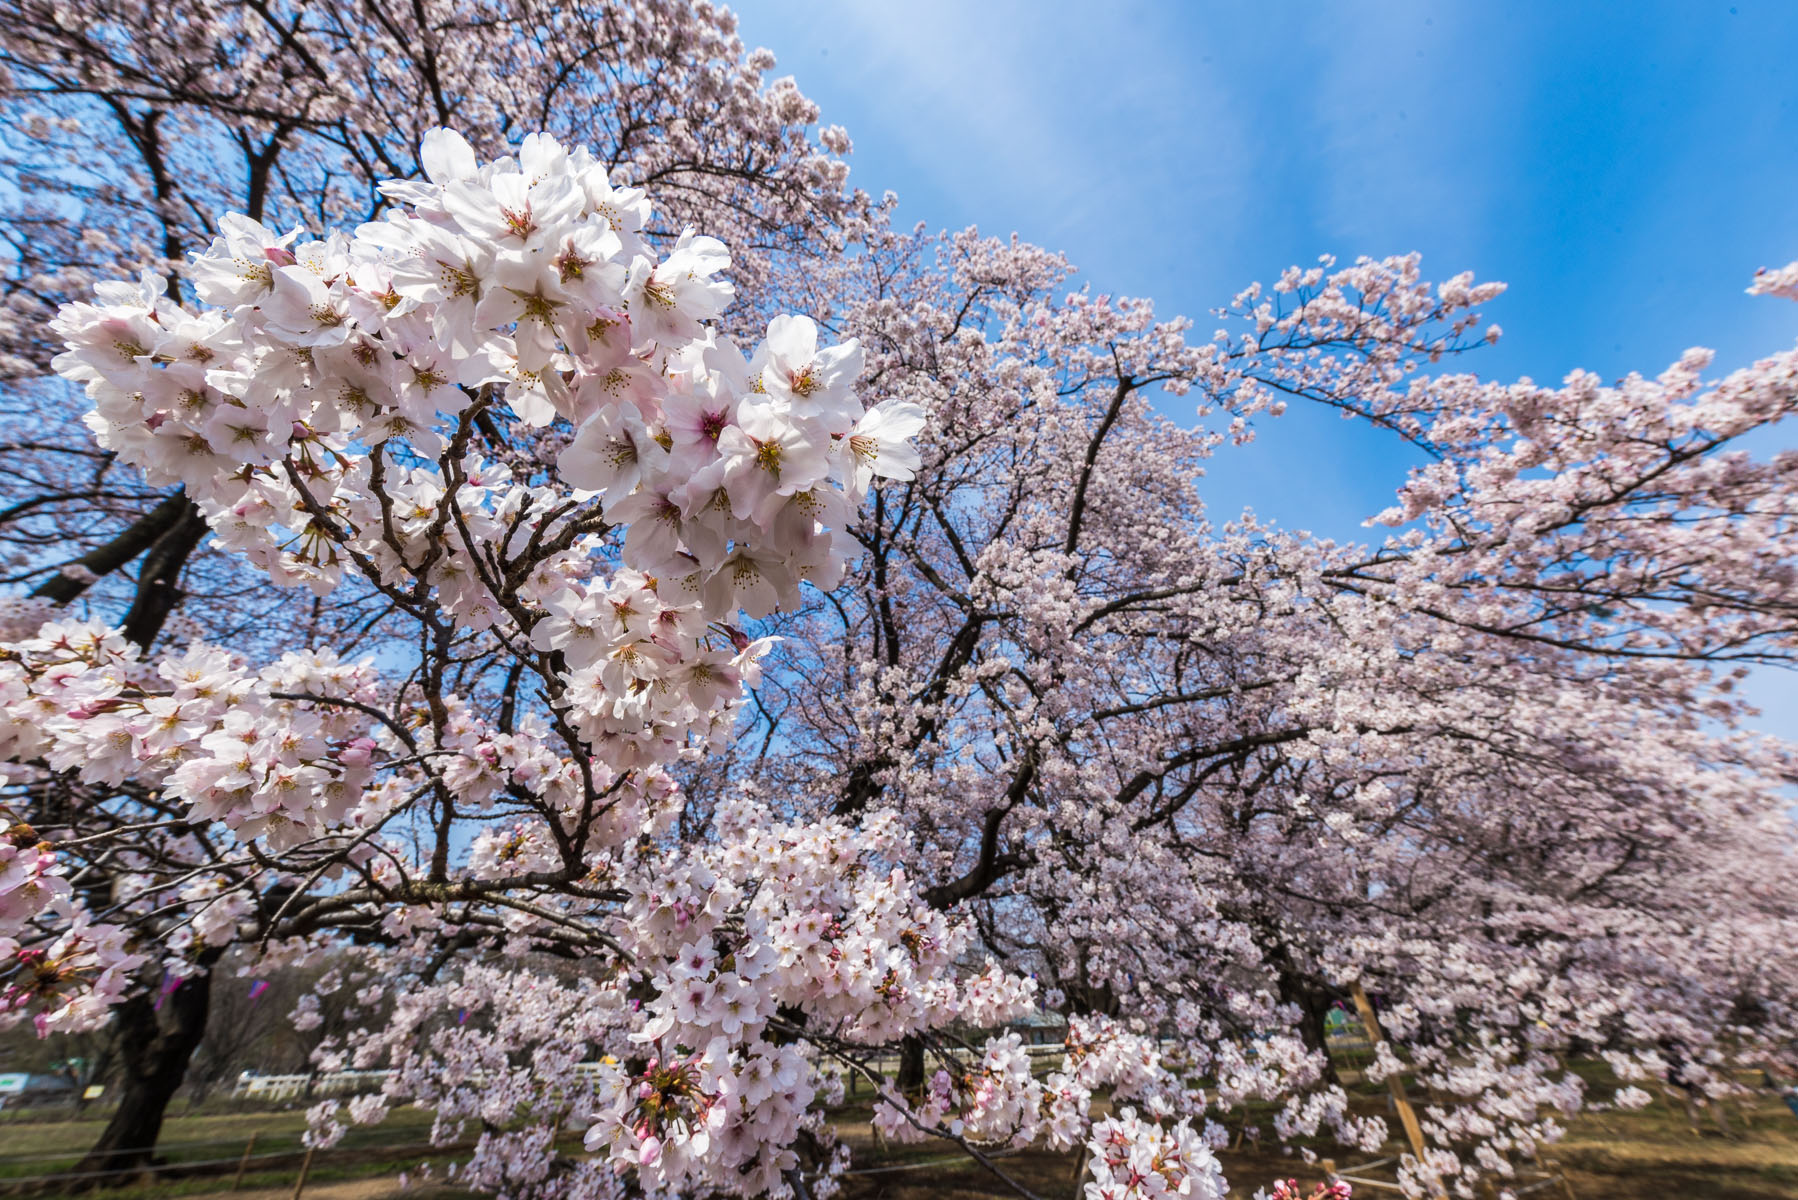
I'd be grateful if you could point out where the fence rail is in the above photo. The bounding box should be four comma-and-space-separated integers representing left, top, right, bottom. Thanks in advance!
230, 1043, 1072, 1100
0, 1135, 472, 1196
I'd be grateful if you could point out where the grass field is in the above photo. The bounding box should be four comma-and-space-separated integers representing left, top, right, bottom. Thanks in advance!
0, 1083, 1792, 1198
1543, 1089, 1798, 1200
0, 1106, 451, 1199
823, 1087, 1798, 1200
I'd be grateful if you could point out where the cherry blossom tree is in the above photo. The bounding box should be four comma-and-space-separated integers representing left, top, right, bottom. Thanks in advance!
0, 0, 869, 1173
731, 222, 1798, 1194
3, 122, 1137, 1198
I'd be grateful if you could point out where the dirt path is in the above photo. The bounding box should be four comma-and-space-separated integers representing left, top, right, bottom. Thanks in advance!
232, 1177, 408, 1200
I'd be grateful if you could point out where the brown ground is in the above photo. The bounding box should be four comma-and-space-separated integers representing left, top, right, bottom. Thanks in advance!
229, 1180, 409, 1200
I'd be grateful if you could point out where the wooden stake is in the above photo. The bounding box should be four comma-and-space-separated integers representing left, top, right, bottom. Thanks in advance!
290, 1146, 316, 1200
1543, 1158, 1577, 1200
1350, 981, 1445, 1199
1068, 1146, 1089, 1195
230, 1131, 258, 1191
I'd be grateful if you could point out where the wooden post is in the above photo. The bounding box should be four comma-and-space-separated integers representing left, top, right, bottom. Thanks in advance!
230, 1131, 258, 1191
1068, 1148, 1090, 1196
1543, 1158, 1577, 1200
1350, 981, 1445, 1199
290, 1146, 316, 1200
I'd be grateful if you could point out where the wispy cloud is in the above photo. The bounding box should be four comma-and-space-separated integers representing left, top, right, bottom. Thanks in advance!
740, 0, 1252, 254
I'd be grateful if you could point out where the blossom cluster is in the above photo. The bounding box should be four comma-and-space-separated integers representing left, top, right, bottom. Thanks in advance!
0, 834, 142, 1034
1084, 1109, 1228, 1200
0, 618, 380, 847
1268, 1181, 1352, 1200
589, 798, 1040, 1192
0, 618, 375, 1032
1749, 258, 1798, 301
303, 799, 1042, 1197
864, 1010, 1208, 1163
48, 128, 922, 774
3, 127, 935, 1080
51, 128, 918, 607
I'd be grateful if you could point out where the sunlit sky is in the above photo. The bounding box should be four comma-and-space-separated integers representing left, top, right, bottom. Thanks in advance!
734, 0, 1798, 524
731, 0, 1798, 731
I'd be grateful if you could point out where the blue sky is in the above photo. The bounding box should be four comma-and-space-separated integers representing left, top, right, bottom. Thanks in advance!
731, 0, 1798, 730
733, 0, 1798, 534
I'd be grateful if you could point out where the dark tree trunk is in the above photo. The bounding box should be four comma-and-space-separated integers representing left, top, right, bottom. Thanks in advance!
30, 491, 192, 605
895, 1034, 926, 1095
120, 502, 209, 649
69, 953, 220, 1186
1295, 986, 1342, 1087
1061, 942, 1120, 1018
1263, 931, 1343, 1087
71, 512, 216, 1186
1063, 977, 1120, 1018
